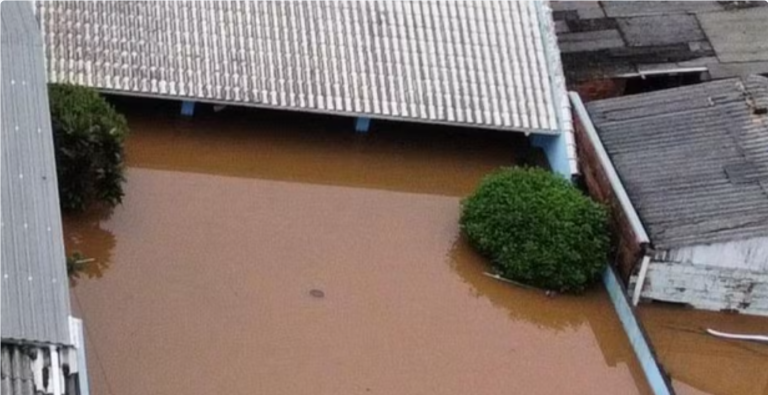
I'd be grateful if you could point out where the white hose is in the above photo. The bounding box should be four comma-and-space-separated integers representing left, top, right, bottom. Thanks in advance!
706, 328, 768, 343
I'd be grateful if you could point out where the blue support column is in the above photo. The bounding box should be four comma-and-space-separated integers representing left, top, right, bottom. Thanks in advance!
530, 133, 571, 179
354, 117, 371, 133
181, 101, 196, 117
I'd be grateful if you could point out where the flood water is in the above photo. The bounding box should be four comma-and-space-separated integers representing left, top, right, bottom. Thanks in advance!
64, 100, 650, 394
639, 305, 768, 395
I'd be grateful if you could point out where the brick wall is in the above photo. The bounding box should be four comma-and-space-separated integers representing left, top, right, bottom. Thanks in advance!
572, 78, 626, 102
573, 108, 644, 280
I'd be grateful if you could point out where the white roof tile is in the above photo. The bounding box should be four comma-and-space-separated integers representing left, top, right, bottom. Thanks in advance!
37, 0, 566, 134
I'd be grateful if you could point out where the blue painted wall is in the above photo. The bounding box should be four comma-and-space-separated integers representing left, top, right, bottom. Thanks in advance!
530, 133, 571, 179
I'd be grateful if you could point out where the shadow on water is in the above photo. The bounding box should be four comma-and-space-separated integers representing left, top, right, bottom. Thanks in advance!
63, 205, 116, 285
106, 95, 547, 198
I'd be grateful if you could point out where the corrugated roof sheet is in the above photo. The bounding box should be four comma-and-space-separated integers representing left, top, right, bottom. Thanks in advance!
36, 0, 568, 134
1, 344, 80, 395
586, 75, 768, 249
1, 0, 71, 345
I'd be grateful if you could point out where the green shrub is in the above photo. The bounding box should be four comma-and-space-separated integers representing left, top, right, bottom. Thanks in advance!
49, 84, 128, 212
460, 167, 609, 293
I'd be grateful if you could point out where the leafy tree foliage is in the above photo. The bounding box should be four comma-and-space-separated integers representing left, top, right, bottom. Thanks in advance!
49, 84, 128, 212
460, 167, 609, 293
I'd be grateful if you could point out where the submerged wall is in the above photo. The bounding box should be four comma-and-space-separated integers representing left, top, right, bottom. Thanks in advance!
643, 259, 768, 316
643, 237, 768, 316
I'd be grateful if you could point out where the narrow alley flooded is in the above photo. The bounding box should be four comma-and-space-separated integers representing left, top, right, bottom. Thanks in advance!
639, 305, 768, 395
64, 99, 649, 394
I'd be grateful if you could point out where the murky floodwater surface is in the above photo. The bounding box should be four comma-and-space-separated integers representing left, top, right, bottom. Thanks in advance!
639, 306, 768, 395
65, 101, 649, 394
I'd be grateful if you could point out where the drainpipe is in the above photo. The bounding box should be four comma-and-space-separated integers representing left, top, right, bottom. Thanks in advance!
632, 255, 651, 306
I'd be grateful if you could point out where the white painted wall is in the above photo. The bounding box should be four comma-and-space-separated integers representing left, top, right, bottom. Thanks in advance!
641, 260, 768, 316
654, 236, 768, 272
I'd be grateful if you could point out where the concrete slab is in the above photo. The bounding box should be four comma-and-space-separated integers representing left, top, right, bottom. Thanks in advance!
698, 7, 768, 63
602, 1, 723, 17
708, 61, 768, 79
558, 30, 625, 53
617, 14, 705, 46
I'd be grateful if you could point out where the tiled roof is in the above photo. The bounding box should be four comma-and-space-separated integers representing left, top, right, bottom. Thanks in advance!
1, 0, 71, 345
37, 1, 568, 134
586, 75, 768, 249
553, 1, 768, 83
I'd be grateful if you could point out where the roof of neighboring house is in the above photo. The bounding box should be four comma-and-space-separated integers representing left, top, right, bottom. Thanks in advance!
1, 0, 71, 345
553, 1, 768, 83
36, 1, 569, 135
1, 344, 80, 395
586, 75, 768, 249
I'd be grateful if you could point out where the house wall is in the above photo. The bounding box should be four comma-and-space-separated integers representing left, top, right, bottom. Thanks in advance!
571, 78, 627, 102
530, 132, 575, 180
656, 237, 768, 272
642, 245, 768, 316
571, 98, 645, 280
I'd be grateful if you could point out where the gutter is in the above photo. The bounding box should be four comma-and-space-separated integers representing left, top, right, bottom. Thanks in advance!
569, 92, 653, 305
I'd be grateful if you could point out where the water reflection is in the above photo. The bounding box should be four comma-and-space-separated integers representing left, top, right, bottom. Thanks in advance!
448, 234, 652, 393
62, 205, 116, 284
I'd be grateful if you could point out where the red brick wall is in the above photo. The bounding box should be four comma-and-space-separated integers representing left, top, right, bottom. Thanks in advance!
572, 79, 626, 102
573, 109, 644, 281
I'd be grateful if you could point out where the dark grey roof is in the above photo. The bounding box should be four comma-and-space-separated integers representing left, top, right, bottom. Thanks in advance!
36, 1, 569, 134
553, 1, 768, 83
586, 75, 768, 249
1, 0, 71, 345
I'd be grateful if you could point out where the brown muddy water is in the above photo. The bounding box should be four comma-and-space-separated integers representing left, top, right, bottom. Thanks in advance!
639, 305, 768, 395
64, 100, 650, 395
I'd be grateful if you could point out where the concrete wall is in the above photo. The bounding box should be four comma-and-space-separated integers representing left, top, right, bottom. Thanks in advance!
642, 257, 768, 316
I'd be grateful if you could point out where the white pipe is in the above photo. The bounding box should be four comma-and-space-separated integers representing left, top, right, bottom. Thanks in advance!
707, 329, 768, 343
615, 67, 708, 79
632, 255, 651, 306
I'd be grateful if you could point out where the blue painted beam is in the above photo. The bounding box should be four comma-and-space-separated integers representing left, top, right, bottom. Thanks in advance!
603, 268, 674, 395
354, 117, 371, 133
181, 101, 196, 117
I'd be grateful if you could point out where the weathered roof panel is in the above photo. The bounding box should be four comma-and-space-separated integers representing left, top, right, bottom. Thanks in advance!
36, 0, 568, 134
586, 76, 768, 249
1, 0, 71, 345
553, 1, 768, 83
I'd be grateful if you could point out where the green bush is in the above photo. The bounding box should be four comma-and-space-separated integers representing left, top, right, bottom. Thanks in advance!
49, 84, 128, 212
460, 167, 609, 293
